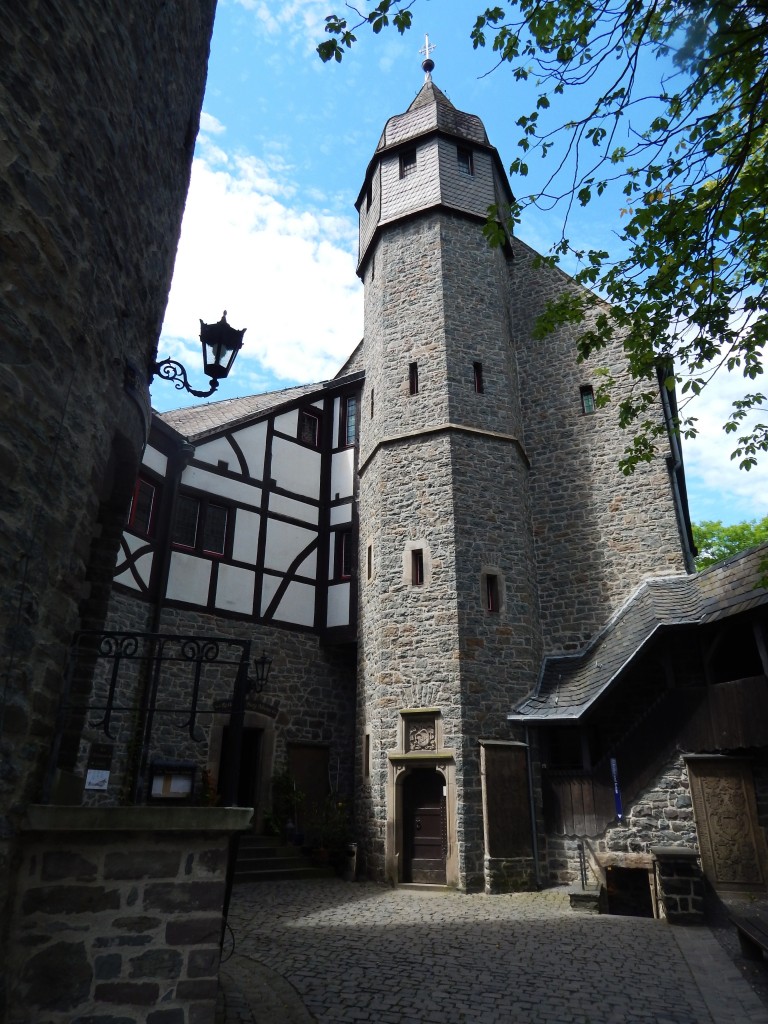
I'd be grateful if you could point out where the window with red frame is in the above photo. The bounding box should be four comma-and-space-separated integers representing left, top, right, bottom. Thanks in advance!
172, 494, 229, 556
127, 477, 157, 538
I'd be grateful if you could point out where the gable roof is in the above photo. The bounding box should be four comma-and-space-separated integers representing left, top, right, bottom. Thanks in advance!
509, 543, 768, 724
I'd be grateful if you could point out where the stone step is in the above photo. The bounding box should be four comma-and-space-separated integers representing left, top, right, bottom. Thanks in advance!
234, 864, 335, 883
232, 834, 335, 883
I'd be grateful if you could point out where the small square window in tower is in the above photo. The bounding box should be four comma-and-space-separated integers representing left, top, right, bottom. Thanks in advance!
408, 361, 419, 396
299, 409, 320, 446
580, 385, 596, 414
457, 146, 474, 176
485, 573, 500, 612
400, 147, 417, 178
411, 549, 424, 586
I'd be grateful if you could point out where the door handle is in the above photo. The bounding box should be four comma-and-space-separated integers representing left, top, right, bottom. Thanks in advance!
415, 817, 422, 830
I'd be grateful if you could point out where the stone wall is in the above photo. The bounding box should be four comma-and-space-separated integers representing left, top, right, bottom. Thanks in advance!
7, 806, 250, 1024
545, 754, 696, 885
1, 3, 216, 1010
510, 236, 688, 656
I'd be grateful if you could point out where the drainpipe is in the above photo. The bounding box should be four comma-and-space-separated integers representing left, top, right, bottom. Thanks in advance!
658, 368, 696, 574
524, 726, 542, 889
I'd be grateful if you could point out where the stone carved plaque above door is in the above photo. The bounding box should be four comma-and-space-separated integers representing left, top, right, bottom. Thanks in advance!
406, 716, 436, 753
688, 757, 767, 891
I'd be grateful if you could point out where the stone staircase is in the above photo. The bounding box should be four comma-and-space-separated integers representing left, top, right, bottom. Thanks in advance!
233, 834, 334, 883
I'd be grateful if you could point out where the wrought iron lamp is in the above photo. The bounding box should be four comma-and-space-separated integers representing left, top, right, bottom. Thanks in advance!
248, 650, 272, 694
152, 311, 246, 398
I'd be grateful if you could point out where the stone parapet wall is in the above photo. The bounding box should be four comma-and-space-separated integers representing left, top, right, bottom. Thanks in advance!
8, 807, 250, 1024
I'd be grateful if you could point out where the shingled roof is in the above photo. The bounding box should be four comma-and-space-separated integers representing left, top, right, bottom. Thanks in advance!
156, 382, 328, 442
509, 543, 768, 723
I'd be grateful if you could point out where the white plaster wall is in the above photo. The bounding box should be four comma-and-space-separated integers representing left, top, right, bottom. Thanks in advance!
194, 436, 239, 470
330, 448, 354, 500
274, 409, 298, 435
124, 533, 148, 554
143, 445, 167, 476
269, 493, 319, 525
327, 582, 350, 627
260, 575, 280, 615
275, 581, 315, 627
181, 465, 261, 506
296, 550, 317, 579
114, 568, 140, 591
263, 519, 316, 572
232, 508, 260, 564
215, 563, 255, 614
330, 504, 352, 526
235, 422, 268, 479
166, 551, 212, 605
271, 437, 321, 499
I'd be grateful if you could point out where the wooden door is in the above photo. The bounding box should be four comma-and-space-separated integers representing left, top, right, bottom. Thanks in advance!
218, 727, 262, 809
688, 757, 768, 891
288, 743, 329, 836
404, 769, 446, 884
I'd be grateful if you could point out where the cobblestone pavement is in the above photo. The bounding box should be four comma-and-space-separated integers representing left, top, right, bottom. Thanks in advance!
218, 880, 768, 1024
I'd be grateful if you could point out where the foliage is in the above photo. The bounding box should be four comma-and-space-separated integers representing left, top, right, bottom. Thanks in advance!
319, 0, 768, 473
692, 515, 768, 569
267, 770, 304, 838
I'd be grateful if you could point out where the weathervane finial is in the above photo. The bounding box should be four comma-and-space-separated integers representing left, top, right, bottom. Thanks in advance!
419, 34, 436, 81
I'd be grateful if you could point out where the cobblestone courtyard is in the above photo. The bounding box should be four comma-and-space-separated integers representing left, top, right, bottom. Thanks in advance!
218, 880, 768, 1024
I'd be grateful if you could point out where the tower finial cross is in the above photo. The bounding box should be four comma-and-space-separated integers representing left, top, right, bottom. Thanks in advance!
419, 34, 436, 80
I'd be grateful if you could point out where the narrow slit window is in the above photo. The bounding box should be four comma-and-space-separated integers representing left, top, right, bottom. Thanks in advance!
580, 385, 596, 415
367, 543, 372, 580
400, 147, 417, 178
335, 530, 353, 580
343, 395, 357, 446
473, 361, 484, 394
364, 733, 371, 779
485, 574, 500, 612
409, 361, 419, 396
411, 549, 424, 586
370, 387, 374, 419
457, 147, 474, 176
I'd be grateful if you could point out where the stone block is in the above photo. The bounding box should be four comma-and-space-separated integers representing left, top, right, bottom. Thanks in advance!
94, 982, 160, 1005
95, 954, 122, 980
147, 1011, 185, 1024
42, 851, 98, 882
165, 917, 221, 945
128, 949, 183, 980
113, 916, 162, 932
20, 940, 93, 1011
145, 882, 225, 913
176, 979, 218, 1000
105, 851, 181, 880
187, 948, 219, 977
23, 885, 121, 916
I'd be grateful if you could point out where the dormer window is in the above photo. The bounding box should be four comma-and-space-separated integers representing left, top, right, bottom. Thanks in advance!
457, 147, 474, 176
400, 147, 417, 178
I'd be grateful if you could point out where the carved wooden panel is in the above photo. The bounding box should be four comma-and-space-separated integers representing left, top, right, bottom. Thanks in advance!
688, 758, 767, 891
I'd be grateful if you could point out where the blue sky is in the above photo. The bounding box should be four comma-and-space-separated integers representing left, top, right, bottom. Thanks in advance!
155, 0, 766, 527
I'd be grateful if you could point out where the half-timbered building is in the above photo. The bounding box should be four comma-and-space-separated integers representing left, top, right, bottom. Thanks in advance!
94, 71, 768, 898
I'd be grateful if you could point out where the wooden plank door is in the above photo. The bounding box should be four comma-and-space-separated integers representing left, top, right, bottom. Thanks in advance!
403, 769, 446, 884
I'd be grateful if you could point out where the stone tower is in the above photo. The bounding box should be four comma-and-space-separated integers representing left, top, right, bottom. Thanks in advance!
355, 71, 543, 890
354, 62, 690, 891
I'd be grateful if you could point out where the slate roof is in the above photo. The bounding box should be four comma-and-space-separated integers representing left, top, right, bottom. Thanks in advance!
375, 80, 490, 153
509, 543, 768, 724
156, 382, 326, 442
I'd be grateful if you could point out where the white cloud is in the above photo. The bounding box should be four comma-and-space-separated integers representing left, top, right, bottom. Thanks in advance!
199, 112, 226, 135
230, 0, 331, 53
681, 367, 768, 525
158, 125, 363, 406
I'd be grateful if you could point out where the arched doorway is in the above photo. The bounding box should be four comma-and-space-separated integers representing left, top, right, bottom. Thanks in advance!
402, 768, 447, 883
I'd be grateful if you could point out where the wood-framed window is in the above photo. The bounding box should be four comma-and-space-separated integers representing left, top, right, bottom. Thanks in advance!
400, 147, 417, 178
172, 494, 229, 556
298, 409, 320, 446
127, 477, 158, 538
411, 548, 424, 586
457, 146, 474, 176
580, 385, 596, 414
341, 395, 357, 447
473, 361, 484, 394
408, 361, 419, 396
335, 530, 353, 580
